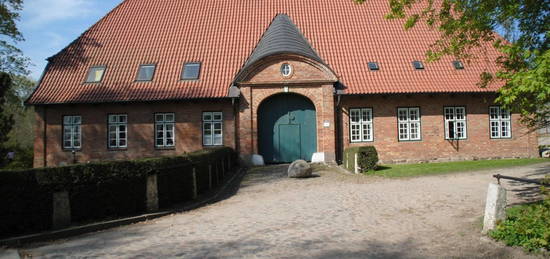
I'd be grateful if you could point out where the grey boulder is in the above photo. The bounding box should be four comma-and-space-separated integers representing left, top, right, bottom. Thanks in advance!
288, 160, 313, 178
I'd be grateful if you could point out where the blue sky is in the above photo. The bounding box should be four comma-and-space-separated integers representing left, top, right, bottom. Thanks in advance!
17, 0, 123, 80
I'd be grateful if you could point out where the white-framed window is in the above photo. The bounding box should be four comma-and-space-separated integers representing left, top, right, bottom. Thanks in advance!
349, 108, 373, 142
108, 114, 127, 148
155, 113, 175, 148
63, 115, 82, 149
490, 106, 512, 139
398, 107, 421, 141
444, 107, 467, 140
281, 63, 292, 77
203, 112, 223, 146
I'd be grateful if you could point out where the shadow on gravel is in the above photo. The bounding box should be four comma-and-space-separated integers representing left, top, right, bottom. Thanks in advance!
507, 164, 549, 205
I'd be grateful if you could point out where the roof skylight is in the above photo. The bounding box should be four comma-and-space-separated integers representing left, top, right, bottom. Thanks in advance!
412, 61, 424, 70
368, 62, 379, 71
181, 62, 201, 80
85, 66, 106, 83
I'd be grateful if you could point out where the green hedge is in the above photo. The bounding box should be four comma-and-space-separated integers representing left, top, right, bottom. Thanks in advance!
343, 146, 379, 173
0, 147, 237, 238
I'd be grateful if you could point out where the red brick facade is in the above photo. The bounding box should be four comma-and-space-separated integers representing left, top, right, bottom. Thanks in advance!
33, 57, 538, 167
33, 101, 236, 167
340, 94, 538, 163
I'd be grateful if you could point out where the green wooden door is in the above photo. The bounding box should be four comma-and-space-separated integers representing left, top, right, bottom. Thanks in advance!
258, 94, 317, 163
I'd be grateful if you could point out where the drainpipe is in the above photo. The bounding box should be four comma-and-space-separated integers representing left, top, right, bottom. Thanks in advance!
334, 88, 345, 164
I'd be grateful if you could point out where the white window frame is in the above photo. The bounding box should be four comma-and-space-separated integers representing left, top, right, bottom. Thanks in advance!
397, 107, 421, 141
63, 115, 82, 149
108, 114, 128, 149
490, 106, 512, 139
155, 113, 175, 148
349, 108, 373, 142
203, 112, 223, 146
444, 107, 467, 140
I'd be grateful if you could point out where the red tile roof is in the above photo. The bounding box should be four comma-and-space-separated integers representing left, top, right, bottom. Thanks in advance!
27, 0, 503, 105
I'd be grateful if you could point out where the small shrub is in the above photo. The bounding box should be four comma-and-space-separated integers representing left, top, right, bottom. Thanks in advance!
489, 175, 550, 252
343, 146, 379, 173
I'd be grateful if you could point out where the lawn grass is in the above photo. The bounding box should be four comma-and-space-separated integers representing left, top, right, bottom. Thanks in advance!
373, 158, 548, 178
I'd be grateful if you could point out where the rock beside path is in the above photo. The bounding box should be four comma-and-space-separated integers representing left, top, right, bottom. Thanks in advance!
288, 160, 312, 178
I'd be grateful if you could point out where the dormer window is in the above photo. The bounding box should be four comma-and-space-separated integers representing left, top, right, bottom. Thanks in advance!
368, 62, 379, 71
181, 62, 201, 80
453, 60, 464, 70
85, 66, 106, 83
136, 64, 156, 81
412, 61, 424, 70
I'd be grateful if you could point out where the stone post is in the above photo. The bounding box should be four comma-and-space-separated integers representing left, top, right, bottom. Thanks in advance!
52, 191, 71, 229
354, 153, 359, 174
146, 174, 159, 212
482, 183, 507, 234
192, 168, 198, 200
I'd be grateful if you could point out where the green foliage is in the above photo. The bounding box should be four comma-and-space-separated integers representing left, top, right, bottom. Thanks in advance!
0, 72, 14, 167
490, 175, 550, 252
354, 0, 550, 130
0, 147, 237, 238
0, 0, 29, 75
2, 145, 32, 170
343, 146, 379, 173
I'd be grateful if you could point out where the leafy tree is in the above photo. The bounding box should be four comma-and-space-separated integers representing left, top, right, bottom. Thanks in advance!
354, 0, 549, 129
5, 74, 35, 149
0, 72, 14, 166
0, 0, 29, 75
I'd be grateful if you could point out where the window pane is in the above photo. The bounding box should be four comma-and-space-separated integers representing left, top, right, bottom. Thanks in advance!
490, 107, 499, 120
86, 67, 105, 83
398, 109, 408, 121
448, 121, 455, 139
350, 109, 360, 123
165, 113, 175, 122
213, 112, 222, 121
203, 112, 212, 121
409, 108, 419, 121
155, 114, 164, 122
455, 108, 465, 120
137, 65, 156, 81
182, 63, 201, 80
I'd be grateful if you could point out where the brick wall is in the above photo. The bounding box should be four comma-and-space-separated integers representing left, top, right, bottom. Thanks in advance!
340, 93, 539, 163
33, 100, 236, 168
236, 54, 338, 162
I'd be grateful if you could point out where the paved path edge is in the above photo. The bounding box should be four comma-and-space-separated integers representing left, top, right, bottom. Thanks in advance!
0, 167, 247, 248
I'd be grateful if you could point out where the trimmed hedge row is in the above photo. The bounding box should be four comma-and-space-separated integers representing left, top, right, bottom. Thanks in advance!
0, 147, 237, 238
343, 146, 379, 173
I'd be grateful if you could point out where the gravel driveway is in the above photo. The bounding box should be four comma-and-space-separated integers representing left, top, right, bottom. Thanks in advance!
22, 162, 550, 258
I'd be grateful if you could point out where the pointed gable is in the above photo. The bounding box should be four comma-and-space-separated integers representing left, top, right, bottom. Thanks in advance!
241, 14, 325, 73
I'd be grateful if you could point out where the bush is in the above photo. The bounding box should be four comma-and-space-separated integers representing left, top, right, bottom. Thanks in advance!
343, 146, 379, 173
490, 176, 550, 252
0, 147, 237, 238
1, 146, 33, 170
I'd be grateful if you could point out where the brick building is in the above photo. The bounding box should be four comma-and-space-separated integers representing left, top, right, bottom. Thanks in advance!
26, 0, 538, 167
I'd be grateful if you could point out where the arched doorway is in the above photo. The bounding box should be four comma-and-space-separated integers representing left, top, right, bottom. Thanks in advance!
258, 93, 317, 163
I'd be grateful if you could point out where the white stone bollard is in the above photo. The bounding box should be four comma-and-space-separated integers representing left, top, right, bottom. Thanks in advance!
146, 174, 159, 212
52, 191, 71, 229
482, 183, 507, 234
354, 153, 359, 174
